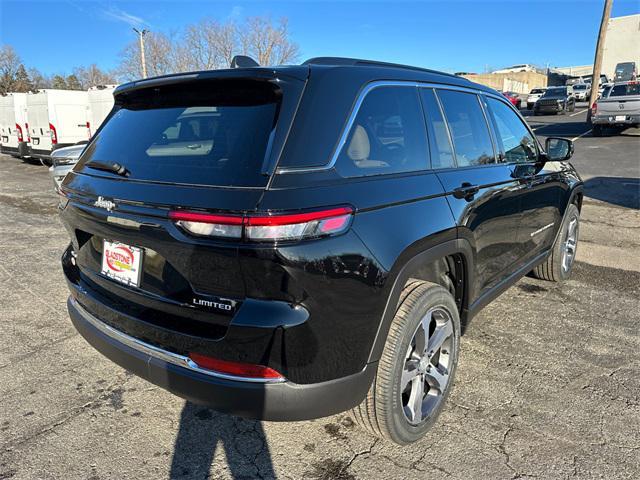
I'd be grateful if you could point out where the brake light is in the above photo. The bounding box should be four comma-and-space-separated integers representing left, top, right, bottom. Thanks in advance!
49, 123, 58, 144
15, 123, 23, 142
86, 122, 91, 139
246, 207, 353, 241
169, 206, 354, 242
188, 352, 284, 380
168, 211, 243, 239
592, 102, 597, 115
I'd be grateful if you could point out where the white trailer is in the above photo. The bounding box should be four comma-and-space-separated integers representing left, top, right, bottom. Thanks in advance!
26, 89, 89, 163
0, 93, 30, 158
87, 85, 117, 137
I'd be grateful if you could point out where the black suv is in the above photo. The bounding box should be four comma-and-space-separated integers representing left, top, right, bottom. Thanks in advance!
60, 57, 582, 445
533, 86, 576, 115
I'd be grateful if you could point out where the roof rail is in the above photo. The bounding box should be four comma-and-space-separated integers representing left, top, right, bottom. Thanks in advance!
302, 57, 460, 79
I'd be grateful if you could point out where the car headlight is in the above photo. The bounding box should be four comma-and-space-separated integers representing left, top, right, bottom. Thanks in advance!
53, 157, 78, 166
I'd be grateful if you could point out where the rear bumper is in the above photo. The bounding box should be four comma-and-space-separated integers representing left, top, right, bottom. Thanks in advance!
0, 145, 18, 156
592, 114, 640, 126
68, 296, 376, 420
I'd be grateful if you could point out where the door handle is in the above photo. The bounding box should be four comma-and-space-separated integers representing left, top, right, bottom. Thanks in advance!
453, 182, 480, 200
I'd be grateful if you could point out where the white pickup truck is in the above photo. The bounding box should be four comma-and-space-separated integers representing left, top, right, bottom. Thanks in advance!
591, 81, 640, 136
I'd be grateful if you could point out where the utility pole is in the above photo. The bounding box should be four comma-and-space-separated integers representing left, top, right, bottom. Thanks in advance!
589, 0, 613, 117
133, 28, 148, 79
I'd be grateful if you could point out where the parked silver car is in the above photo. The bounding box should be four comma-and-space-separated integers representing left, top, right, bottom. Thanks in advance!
49, 144, 85, 192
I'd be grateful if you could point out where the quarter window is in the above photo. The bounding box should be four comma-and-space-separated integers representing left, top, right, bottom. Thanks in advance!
336, 86, 428, 177
437, 90, 495, 167
486, 98, 537, 163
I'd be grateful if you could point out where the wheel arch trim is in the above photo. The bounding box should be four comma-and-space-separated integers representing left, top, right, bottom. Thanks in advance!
367, 239, 474, 363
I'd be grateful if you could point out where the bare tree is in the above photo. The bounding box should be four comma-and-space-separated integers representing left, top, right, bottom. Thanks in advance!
240, 17, 299, 66
28, 68, 52, 90
73, 64, 117, 89
0, 44, 21, 93
115, 15, 300, 78
182, 19, 237, 70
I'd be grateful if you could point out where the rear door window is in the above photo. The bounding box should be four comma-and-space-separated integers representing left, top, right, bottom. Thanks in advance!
336, 86, 428, 177
437, 89, 495, 167
78, 81, 280, 187
420, 89, 455, 169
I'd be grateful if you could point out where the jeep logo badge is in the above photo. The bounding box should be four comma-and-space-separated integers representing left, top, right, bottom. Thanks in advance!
94, 196, 116, 212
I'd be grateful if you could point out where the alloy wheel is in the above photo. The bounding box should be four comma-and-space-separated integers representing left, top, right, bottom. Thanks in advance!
401, 307, 454, 425
562, 216, 579, 273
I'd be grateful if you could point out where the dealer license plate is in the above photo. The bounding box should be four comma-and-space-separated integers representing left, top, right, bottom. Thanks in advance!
101, 240, 143, 287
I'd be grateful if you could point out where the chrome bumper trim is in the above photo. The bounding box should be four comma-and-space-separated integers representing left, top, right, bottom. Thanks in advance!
71, 297, 286, 384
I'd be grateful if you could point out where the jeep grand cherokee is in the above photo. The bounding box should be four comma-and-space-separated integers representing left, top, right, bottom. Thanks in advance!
59, 57, 582, 445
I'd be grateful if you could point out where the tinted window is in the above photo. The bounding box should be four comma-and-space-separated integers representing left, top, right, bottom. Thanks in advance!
487, 98, 537, 164
611, 83, 640, 97
437, 90, 494, 167
336, 87, 428, 177
420, 89, 455, 169
78, 82, 279, 187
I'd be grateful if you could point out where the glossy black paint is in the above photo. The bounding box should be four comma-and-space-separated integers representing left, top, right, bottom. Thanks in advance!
60, 59, 583, 417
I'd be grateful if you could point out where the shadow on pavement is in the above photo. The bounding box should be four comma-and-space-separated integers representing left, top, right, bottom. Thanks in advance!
584, 176, 639, 209
169, 402, 275, 479
529, 121, 590, 138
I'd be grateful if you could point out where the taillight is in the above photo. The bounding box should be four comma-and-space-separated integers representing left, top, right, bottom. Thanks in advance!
169, 206, 354, 242
49, 123, 57, 144
246, 207, 353, 241
15, 123, 23, 142
25, 123, 30, 142
592, 102, 597, 115
86, 121, 91, 139
168, 211, 243, 239
188, 352, 284, 380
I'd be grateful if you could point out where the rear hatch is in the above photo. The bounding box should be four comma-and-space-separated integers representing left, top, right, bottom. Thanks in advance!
27, 93, 52, 150
60, 68, 308, 338
596, 83, 640, 116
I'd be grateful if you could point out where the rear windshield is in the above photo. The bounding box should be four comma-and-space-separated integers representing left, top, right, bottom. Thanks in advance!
610, 83, 640, 97
78, 79, 281, 187
616, 63, 634, 74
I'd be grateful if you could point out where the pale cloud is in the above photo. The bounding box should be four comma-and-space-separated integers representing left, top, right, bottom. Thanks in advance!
103, 6, 148, 28
227, 5, 244, 21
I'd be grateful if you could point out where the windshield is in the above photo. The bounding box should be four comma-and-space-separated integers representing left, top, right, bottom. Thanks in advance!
530, 89, 544, 94
574, 84, 586, 91
77, 80, 281, 187
610, 83, 640, 97
542, 87, 567, 97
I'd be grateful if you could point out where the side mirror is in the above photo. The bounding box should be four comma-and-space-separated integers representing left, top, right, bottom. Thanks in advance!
544, 137, 574, 161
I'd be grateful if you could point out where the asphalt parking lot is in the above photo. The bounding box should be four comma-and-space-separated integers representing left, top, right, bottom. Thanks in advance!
1, 105, 639, 480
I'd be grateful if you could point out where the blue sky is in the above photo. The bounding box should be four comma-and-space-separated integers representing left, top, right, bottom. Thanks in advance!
1, 0, 638, 76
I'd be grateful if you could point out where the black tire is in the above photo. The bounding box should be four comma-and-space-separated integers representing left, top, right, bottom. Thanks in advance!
351, 281, 461, 445
532, 204, 580, 282
592, 125, 603, 137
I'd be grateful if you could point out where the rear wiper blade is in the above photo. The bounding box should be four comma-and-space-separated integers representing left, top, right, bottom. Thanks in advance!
86, 161, 129, 177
